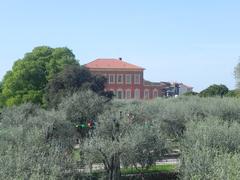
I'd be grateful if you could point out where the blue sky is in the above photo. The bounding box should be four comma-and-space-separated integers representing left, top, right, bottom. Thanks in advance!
1, 0, 240, 92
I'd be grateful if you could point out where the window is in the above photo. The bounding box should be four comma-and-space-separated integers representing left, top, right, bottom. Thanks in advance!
134, 74, 141, 84
109, 74, 115, 84
144, 89, 149, 99
125, 74, 132, 84
117, 74, 123, 84
134, 89, 140, 99
125, 89, 131, 99
109, 89, 115, 96
153, 89, 158, 98
117, 89, 123, 99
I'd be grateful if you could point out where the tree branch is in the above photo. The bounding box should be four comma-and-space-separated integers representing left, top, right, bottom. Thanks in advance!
97, 148, 111, 170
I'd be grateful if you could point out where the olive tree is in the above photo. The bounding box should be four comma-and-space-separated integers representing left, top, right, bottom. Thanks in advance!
121, 121, 168, 179
82, 101, 168, 180
58, 90, 108, 138
0, 103, 76, 179
151, 96, 240, 139
180, 117, 240, 179
234, 60, 240, 89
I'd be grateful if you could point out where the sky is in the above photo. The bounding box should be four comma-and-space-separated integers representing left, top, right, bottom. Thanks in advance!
1, 0, 240, 92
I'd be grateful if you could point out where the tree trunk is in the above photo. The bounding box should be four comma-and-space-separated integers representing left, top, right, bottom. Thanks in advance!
141, 172, 145, 180
112, 156, 120, 180
108, 154, 121, 180
108, 169, 113, 180
89, 163, 93, 180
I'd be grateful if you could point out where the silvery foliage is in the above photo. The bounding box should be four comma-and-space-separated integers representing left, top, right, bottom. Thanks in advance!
83, 100, 168, 175
121, 121, 168, 171
181, 118, 240, 180
58, 90, 107, 124
148, 96, 240, 138
234, 61, 240, 89
0, 103, 75, 179
58, 90, 108, 140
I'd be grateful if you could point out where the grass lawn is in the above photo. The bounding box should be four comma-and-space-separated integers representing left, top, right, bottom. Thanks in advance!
73, 149, 81, 161
72, 149, 177, 176
121, 164, 177, 175
73, 164, 178, 179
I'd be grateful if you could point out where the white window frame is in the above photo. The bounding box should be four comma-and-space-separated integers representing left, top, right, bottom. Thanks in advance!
134, 89, 140, 99
116, 89, 123, 99
117, 74, 123, 84
125, 89, 131, 99
144, 89, 149, 99
153, 89, 158, 98
108, 74, 115, 84
134, 74, 141, 84
125, 74, 132, 84
109, 89, 115, 96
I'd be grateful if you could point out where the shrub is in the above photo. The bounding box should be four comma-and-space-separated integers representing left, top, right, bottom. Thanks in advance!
180, 118, 240, 179
0, 103, 75, 179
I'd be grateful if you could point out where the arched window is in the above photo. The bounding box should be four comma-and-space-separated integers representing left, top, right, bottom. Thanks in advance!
125, 89, 131, 99
116, 89, 123, 99
153, 89, 158, 98
109, 89, 115, 96
144, 89, 149, 99
134, 89, 140, 99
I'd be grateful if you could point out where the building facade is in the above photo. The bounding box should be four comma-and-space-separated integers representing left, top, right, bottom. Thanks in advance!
85, 58, 191, 99
178, 83, 193, 95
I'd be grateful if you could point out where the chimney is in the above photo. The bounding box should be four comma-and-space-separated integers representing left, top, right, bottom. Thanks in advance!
119, 57, 122, 61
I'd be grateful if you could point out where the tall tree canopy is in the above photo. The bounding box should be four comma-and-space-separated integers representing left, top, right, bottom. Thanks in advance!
44, 65, 113, 108
234, 60, 240, 89
199, 84, 229, 97
1, 46, 79, 106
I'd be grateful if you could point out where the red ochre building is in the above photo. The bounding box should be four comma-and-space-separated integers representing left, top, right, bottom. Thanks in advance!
85, 58, 182, 100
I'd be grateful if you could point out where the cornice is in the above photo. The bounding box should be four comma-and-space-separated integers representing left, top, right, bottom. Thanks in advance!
87, 68, 144, 72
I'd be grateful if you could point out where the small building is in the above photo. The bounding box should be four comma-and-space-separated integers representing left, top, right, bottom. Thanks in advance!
178, 83, 193, 95
85, 58, 192, 99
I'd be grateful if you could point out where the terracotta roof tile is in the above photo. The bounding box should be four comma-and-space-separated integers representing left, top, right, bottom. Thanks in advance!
85, 58, 145, 70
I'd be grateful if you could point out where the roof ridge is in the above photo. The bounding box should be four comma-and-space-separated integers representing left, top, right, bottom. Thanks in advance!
85, 58, 145, 70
